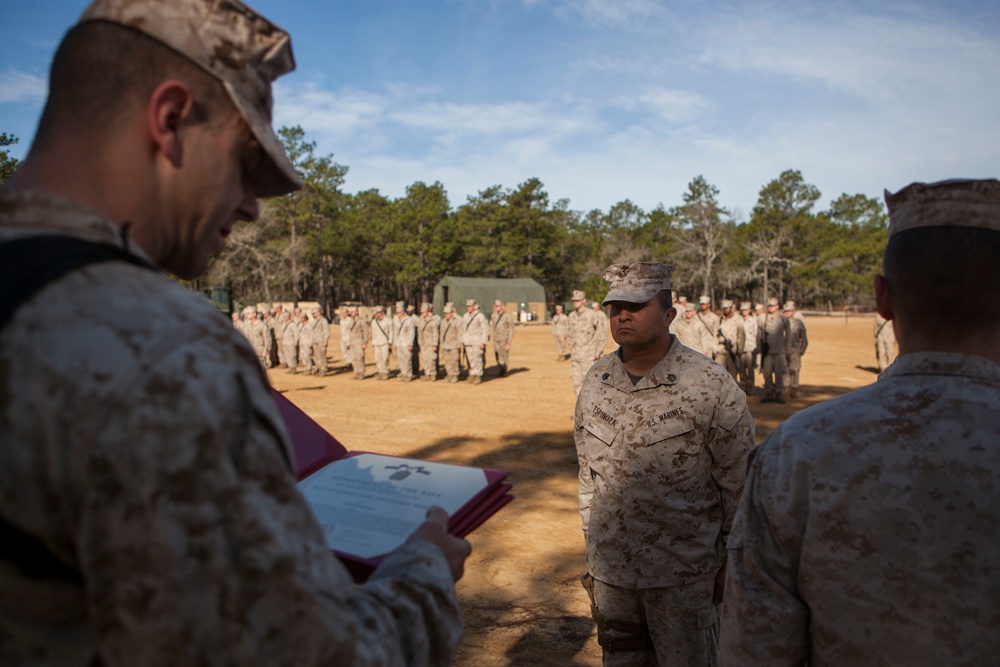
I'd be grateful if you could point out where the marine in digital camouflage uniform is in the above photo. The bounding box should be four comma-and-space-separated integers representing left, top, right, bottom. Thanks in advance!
338, 306, 352, 369
674, 303, 710, 357
738, 302, 758, 393
462, 299, 489, 384
307, 307, 331, 375
392, 304, 415, 382
576, 262, 754, 667
873, 311, 896, 370
567, 290, 600, 395
347, 307, 369, 380
715, 299, 745, 381
370, 305, 392, 380
439, 303, 462, 382
418, 303, 440, 381
490, 299, 514, 377
722, 178, 1000, 666
280, 311, 301, 373
551, 304, 569, 360
781, 301, 808, 398
0, 2, 469, 664
759, 298, 790, 403
592, 301, 609, 357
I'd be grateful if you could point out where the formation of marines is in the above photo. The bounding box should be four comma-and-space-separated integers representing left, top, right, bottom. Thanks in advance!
232, 298, 516, 384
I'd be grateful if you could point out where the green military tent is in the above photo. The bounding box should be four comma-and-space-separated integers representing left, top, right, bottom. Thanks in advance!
432, 277, 548, 323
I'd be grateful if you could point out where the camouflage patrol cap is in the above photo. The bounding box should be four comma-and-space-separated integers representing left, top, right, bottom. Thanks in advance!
406, 305, 416, 314
79, 0, 302, 198
885, 179, 1000, 237
721, 299, 734, 309
684, 303, 696, 312
740, 302, 752, 310
372, 305, 385, 314
767, 297, 779, 307
783, 301, 796, 311
494, 299, 503, 307
699, 295, 711, 305
443, 304, 455, 314
572, 290, 587, 302
600, 262, 672, 305
466, 299, 477, 307
421, 303, 432, 313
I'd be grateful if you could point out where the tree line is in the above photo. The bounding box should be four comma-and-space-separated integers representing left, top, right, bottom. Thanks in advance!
1, 128, 888, 315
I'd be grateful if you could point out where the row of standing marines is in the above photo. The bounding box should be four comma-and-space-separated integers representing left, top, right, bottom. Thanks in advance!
234, 298, 515, 385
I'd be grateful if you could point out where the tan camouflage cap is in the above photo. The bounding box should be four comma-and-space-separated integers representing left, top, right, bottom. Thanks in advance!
740, 301, 752, 310
600, 262, 672, 305
767, 297, 779, 307
466, 298, 477, 307
372, 305, 384, 314
443, 304, 455, 314
420, 303, 432, 313
572, 290, 587, 302
699, 296, 711, 305
494, 299, 503, 307
885, 179, 1000, 237
80, 0, 302, 197
783, 300, 796, 311
684, 303, 696, 312
720, 299, 734, 309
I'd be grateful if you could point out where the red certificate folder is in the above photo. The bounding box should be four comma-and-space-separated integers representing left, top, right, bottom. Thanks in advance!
272, 389, 513, 580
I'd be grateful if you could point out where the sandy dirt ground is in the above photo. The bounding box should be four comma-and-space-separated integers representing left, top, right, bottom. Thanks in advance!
268, 313, 885, 666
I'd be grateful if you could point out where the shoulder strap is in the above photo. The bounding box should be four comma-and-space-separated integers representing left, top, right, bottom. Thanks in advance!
0, 235, 157, 333
0, 235, 156, 583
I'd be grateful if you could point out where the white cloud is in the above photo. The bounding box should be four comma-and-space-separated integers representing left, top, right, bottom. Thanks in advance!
0, 69, 46, 104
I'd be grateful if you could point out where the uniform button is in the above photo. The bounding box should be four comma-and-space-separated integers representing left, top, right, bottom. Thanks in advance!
602, 373, 610, 380
667, 374, 676, 381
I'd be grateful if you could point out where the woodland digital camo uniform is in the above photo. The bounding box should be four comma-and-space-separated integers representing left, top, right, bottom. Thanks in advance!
0, 190, 463, 665
576, 316, 754, 664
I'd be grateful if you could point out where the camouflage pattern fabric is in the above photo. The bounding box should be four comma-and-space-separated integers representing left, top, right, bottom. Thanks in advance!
874, 313, 896, 371
574, 336, 754, 589
568, 306, 600, 394
348, 315, 369, 377
722, 351, 1000, 665
418, 316, 440, 380
0, 191, 462, 666
490, 311, 514, 372
462, 311, 489, 378
783, 316, 808, 391
551, 311, 569, 359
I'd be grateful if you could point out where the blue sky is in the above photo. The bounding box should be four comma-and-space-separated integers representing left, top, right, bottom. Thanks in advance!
2, 0, 998, 218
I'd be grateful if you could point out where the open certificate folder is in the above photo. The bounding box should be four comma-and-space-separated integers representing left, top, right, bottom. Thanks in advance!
271, 390, 513, 580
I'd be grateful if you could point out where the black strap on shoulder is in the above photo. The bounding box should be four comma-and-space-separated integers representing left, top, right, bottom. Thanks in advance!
0, 235, 157, 332
0, 234, 157, 583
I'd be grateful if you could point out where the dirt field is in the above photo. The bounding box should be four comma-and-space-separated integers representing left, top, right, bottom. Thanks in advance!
268, 314, 884, 666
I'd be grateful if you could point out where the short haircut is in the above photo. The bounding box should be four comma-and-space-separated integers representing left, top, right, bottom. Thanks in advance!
655, 289, 674, 311
883, 226, 1000, 343
33, 21, 230, 149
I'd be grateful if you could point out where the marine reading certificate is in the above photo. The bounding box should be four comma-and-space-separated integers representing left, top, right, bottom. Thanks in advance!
298, 453, 490, 559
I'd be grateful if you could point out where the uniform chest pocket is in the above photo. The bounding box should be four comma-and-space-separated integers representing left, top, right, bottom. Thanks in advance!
638, 417, 703, 477
581, 416, 621, 475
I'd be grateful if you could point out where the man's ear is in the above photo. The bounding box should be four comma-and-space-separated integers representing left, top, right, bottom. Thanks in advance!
874, 274, 894, 321
146, 80, 194, 167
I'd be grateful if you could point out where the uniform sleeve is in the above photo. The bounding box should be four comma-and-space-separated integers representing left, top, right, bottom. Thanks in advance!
78, 340, 461, 667
573, 407, 595, 534
706, 385, 754, 542
720, 435, 810, 666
